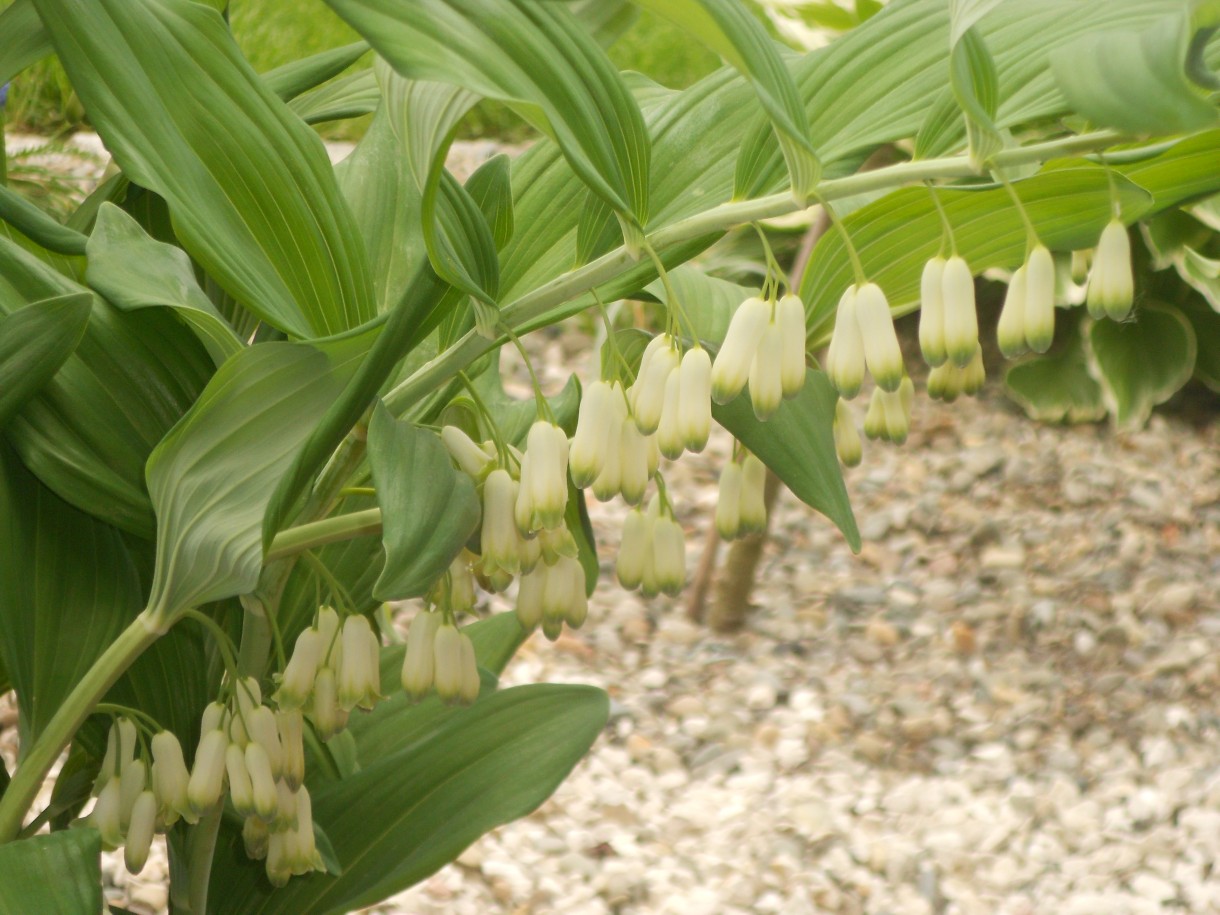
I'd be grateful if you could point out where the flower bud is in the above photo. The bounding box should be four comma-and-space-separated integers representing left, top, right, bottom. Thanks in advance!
441, 425, 493, 478
996, 264, 1029, 359
119, 758, 148, 833
245, 742, 279, 821
833, 398, 862, 467
715, 462, 743, 540
446, 557, 475, 618
1024, 245, 1056, 354
777, 293, 807, 398
432, 624, 465, 703
888, 376, 914, 444
650, 516, 686, 597
188, 728, 228, 816
748, 321, 784, 421
677, 347, 712, 452
942, 255, 979, 367
656, 367, 685, 460
919, 257, 948, 367
243, 815, 270, 860
235, 677, 262, 723
309, 667, 347, 741
1087, 219, 1133, 321
402, 610, 441, 699
124, 790, 157, 875
516, 564, 546, 630
739, 454, 768, 534
200, 700, 226, 736
458, 630, 481, 705
1071, 249, 1090, 284
826, 286, 865, 399
589, 415, 624, 503
266, 833, 291, 887
961, 345, 985, 396
481, 468, 522, 582
927, 361, 961, 403
712, 296, 770, 404
316, 607, 342, 665
91, 777, 123, 848
276, 627, 322, 711
273, 778, 299, 832
337, 614, 380, 712
151, 731, 191, 827
570, 381, 616, 487
854, 282, 904, 391
277, 710, 305, 791
289, 786, 319, 876
616, 508, 650, 591
516, 421, 569, 533
97, 718, 138, 795
226, 741, 255, 817
632, 338, 678, 435
618, 420, 652, 506
541, 555, 586, 641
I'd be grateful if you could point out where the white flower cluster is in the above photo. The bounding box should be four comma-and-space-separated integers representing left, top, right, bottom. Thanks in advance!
616, 495, 686, 597
711, 294, 806, 418
715, 453, 767, 541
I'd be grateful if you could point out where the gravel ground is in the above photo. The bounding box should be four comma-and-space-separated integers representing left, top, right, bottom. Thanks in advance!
4, 136, 1219, 914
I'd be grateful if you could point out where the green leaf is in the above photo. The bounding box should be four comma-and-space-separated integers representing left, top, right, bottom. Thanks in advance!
627, 0, 819, 199
0, 293, 91, 428
33, 0, 375, 337
288, 68, 381, 125
1180, 295, 1220, 392
324, 0, 651, 235
798, 164, 1154, 343
0, 184, 88, 257
1004, 311, 1107, 424
1178, 246, 1220, 311
0, 442, 143, 747
209, 683, 608, 915
85, 205, 243, 365
713, 369, 860, 551
465, 610, 531, 677
262, 41, 370, 102
645, 265, 757, 345
950, 26, 1003, 168
949, 0, 1008, 44
145, 337, 369, 619
465, 155, 516, 252
1086, 302, 1198, 430
0, 828, 101, 915
368, 404, 481, 601
1051, 11, 1219, 135
470, 352, 582, 444
0, 0, 51, 86
1, 236, 213, 538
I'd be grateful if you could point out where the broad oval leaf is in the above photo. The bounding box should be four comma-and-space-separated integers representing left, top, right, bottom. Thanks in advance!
368, 404, 481, 601
1004, 311, 1106, 424
209, 683, 608, 915
0, 293, 91, 428
0, 828, 101, 915
33, 0, 376, 337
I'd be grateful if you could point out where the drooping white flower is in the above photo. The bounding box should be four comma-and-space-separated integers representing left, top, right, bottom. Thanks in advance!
960, 346, 985, 396
276, 627, 322, 711
833, 398, 862, 467
515, 421, 570, 533
245, 705, 282, 781
863, 376, 913, 444
1023, 244, 1056, 354
402, 610, 441, 699
712, 296, 770, 404
715, 462, 743, 540
649, 514, 686, 597
151, 730, 192, 827
541, 554, 588, 641
738, 454, 768, 534
748, 320, 785, 421
854, 282, 904, 392
124, 790, 157, 874
677, 347, 712, 452
243, 814, 270, 861
656, 366, 685, 460
91, 776, 123, 848
480, 468, 522, 587
189, 728, 229, 815
226, 741, 255, 817
919, 256, 948, 367
315, 607, 341, 664
245, 742, 278, 821
433, 624, 478, 704
308, 666, 347, 741
996, 264, 1029, 359
616, 507, 651, 590
618, 419, 652, 506
441, 425, 494, 478
941, 255, 979, 367
777, 293, 807, 398
631, 335, 679, 435
1087, 218, 1133, 321
589, 409, 624, 503
826, 286, 865, 399
118, 758, 147, 833
569, 380, 617, 487
337, 614, 380, 712
457, 628, 481, 705
277, 710, 305, 791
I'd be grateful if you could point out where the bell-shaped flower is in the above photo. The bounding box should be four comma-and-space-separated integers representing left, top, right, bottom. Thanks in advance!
826, 286, 865, 399
656, 366, 685, 460
91, 777, 124, 848
308, 666, 347, 741
649, 515, 686, 597
777, 293, 807, 398
1071, 249, 1090, 284
619, 419, 652, 505
739, 454, 768, 535
118, 759, 148, 833
245, 742, 279, 821
712, 296, 770, 404
124, 790, 157, 875
589, 414, 624, 503
1087, 218, 1133, 321
151, 730, 192, 827
225, 741, 256, 817
337, 614, 380, 712
315, 606, 342, 666
616, 508, 651, 590
277, 709, 305, 791
919, 257, 948, 367
864, 376, 913, 444
515, 421, 570, 533
402, 610, 441, 699
480, 468, 522, 584
266, 833, 291, 888
541, 554, 588, 641
273, 779, 299, 832
1024, 244, 1056, 354
996, 264, 1029, 359
457, 628, 481, 705
748, 321, 784, 421
200, 700, 226, 736
833, 398, 862, 467
516, 563, 546, 630
854, 282, 904, 392
246, 706, 282, 781
942, 255, 979, 367
243, 815, 270, 861
187, 728, 228, 816
448, 553, 477, 615
276, 627, 322, 711
632, 336, 679, 435
441, 425, 493, 479
570, 380, 617, 487
961, 346, 985, 396
677, 347, 712, 452
97, 718, 138, 794
287, 785, 321, 876
433, 624, 477, 704
715, 462, 743, 540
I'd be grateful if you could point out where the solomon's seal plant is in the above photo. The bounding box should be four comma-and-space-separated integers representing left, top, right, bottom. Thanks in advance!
1, 0, 1219, 910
